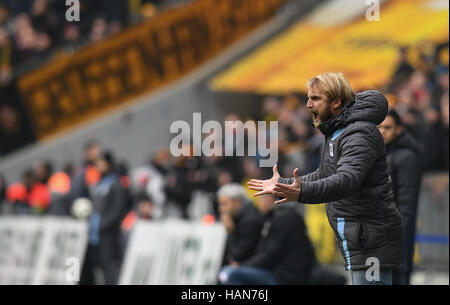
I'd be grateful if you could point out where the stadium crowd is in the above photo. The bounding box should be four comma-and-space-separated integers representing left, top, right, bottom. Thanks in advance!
386, 43, 449, 172
0, 41, 448, 284
0, 0, 192, 87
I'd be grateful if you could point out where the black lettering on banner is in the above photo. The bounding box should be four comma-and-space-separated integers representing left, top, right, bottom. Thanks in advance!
17, 0, 287, 139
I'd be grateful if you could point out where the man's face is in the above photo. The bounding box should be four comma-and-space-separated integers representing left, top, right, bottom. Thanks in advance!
95, 158, 109, 174
86, 144, 101, 163
378, 116, 401, 144
306, 85, 335, 128
218, 195, 241, 216
218, 195, 231, 215
138, 201, 153, 219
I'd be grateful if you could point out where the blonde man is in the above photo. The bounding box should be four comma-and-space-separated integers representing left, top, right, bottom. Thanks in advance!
248, 73, 403, 285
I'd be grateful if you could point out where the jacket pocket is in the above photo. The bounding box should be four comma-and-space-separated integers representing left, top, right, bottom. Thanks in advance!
336, 219, 361, 251
357, 223, 369, 250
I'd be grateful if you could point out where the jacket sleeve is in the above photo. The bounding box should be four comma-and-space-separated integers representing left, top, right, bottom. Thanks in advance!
278, 167, 321, 185
395, 150, 421, 226
299, 127, 379, 204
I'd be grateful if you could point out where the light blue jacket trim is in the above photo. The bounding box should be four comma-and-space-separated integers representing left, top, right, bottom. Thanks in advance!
331, 128, 345, 141
337, 217, 352, 270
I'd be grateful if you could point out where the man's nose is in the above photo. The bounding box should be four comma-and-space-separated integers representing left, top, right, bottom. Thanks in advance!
306, 99, 313, 109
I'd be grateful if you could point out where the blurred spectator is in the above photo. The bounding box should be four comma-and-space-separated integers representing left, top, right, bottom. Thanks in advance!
242, 157, 263, 185
3, 168, 51, 214
0, 83, 36, 155
13, 13, 51, 63
28, 179, 50, 214
217, 183, 266, 265
164, 152, 197, 219
378, 109, 422, 285
0, 2, 11, 27
81, 150, 127, 285
4, 181, 28, 214
188, 153, 233, 219
389, 47, 415, 91
387, 43, 449, 173
431, 65, 449, 108
261, 96, 281, 123
219, 195, 316, 285
46, 170, 72, 216
120, 192, 156, 257
89, 17, 107, 43
0, 104, 24, 152
220, 113, 247, 183
60, 23, 81, 51
103, 0, 128, 34
130, 149, 170, 219
30, 0, 58, 43
117, 161, 133, 215
0, 26, 14, 86
70, 139, 101, 201
34, 160, 52, 184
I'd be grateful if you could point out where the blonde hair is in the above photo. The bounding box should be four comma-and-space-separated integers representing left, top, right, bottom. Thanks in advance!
306, 72, 355, 104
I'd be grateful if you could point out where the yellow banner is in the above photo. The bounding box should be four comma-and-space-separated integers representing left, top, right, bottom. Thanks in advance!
211, 0, 449, 94
304, 204, 339, 264
17, 0, 286, 139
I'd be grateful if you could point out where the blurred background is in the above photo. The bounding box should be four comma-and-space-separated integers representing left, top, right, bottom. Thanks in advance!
0, 0, 448, 285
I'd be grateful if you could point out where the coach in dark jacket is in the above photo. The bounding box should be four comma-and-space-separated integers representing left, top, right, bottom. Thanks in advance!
80, 151, 127, 285
379, 109, 422, 285
249, 73, 403, 285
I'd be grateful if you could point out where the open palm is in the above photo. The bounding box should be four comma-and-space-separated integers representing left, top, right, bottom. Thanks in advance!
247, 165, 280, 196
248, 165, 302, 204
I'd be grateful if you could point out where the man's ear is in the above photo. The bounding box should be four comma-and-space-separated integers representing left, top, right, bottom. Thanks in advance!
332, 99, 343, 111
396, 125, 404, 136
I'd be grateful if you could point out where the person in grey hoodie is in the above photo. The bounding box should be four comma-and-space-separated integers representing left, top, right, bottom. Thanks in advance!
248, 72, 403, 285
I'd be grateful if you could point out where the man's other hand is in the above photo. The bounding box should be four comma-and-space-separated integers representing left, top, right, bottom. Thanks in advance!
273, 168, 302, 204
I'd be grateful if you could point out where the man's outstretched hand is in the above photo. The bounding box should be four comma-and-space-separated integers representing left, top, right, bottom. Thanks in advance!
247, 165, 302, 204
247, 165, 280, 197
